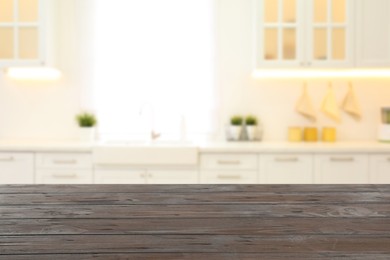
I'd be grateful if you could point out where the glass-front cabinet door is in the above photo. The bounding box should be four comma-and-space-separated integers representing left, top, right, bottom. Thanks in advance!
255, 0, 354, 68
0, 0, 43, 67
255, 0, 304, 67
307, 0, 354, 67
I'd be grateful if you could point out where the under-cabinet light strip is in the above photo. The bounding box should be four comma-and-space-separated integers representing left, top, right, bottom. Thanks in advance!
5, 67, 62, 80
252, 69, 390, 79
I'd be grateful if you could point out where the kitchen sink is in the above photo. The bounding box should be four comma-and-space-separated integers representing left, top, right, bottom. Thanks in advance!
93, 140, 198, 166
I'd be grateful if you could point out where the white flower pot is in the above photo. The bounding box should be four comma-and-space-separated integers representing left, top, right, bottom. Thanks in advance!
246, 125, 258, 141
230, 125, 242, 141
79, 127, 95, 142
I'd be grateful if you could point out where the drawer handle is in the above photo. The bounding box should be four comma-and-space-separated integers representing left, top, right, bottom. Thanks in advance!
53, 160, 77, 165
52, 173, 77, 178
217, 160, 241, 165
0, 157, 14, 162
217, 174, 242, 180
330, 157, 355, 162
275, 157, 299, 162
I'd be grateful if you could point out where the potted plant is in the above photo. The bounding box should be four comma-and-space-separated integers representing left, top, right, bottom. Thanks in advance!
230, 115, 243, 140
76, 112, 97, 142
245, 115, 258, 141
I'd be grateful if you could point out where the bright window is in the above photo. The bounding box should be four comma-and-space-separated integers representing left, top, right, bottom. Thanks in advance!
92, 0, 216, 141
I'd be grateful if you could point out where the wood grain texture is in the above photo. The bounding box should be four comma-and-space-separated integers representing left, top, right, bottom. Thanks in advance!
0, 185, 389, 259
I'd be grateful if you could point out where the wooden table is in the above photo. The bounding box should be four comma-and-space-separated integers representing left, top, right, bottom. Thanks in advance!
1, 185, 390, 259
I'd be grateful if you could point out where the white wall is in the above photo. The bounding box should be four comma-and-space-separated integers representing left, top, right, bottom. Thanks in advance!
0, 0, 92, 140
0, 0, 389, 141
216, 0, 390, 141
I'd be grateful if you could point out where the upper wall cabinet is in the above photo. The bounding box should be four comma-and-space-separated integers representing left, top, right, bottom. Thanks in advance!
254, 0, 354, 68
0, 0, 44, 67
356, 0, 390, 67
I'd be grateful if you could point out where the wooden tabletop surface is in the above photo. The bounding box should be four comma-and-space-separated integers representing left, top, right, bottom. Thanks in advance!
0, 185, 390, 259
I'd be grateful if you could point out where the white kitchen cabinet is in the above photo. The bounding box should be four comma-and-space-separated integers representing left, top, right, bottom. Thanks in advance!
254, 0, 354, 68
356, 0, 390, 67
314, 154, 369, 184
0, 153, 34, 184
369, 155, 390, 184
0, 0, 44, 67
35, 153, 93, 184
200, 153, 258, 184
95, 167, 198, 184
259, 154, 313, 184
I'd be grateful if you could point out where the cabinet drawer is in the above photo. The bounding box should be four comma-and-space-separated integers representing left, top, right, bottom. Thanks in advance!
369, 154, 390, 184
200, 154, 258, 170
36, 153, 93, 169
260, 154, 313, 184
35, 169, 93, 184
315, 154, 369, 184
200, 170, 257, 184
0, 153, 33, 164
0, 153, 34, 184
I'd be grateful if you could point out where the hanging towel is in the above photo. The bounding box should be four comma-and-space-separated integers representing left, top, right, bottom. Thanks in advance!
342, 82, 362, 119
321, 83, 341, 122
296, 83, 316, 122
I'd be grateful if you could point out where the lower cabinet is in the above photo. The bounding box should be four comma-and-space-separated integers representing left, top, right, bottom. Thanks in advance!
314, 154, 369, 184
94, 168, 198, 184
259, 154, 313, 184
0, 153, 34, 184
369, 154, 390, 184
35, 169, 93, 184
199, 153, 258, 184
35, 153, 93, 184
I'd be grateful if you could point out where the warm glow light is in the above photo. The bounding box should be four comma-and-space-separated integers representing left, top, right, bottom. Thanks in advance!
6, 67, 62, 80
252, 69, 390, 79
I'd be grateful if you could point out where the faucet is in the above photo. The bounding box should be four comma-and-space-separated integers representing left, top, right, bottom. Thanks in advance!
139, 102, 161, 141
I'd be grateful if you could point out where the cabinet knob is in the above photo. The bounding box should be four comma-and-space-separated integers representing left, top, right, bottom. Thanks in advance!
217, 160, 241, 165
275, 157, 299, 162
330, 157, 354, 162
0, 157, 14, 162
217, 174, 242, 180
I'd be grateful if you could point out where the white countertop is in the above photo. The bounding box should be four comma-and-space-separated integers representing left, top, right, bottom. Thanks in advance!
0, 139, 389, 153
0, 139, 93, 152
197, 141, 390, 153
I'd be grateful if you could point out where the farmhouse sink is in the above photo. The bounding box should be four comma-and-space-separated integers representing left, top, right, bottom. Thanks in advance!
93, 140, 198, 166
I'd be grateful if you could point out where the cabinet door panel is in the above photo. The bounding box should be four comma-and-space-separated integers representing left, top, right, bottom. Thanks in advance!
200, 154, 258, 171
307, 0, 354, 67
356, 0, 390, 67
315, 154, 369, 184
369, 155, 390, 184
0, 0, 42, 66
0, 153, 34, 184
255, 0, 304, 67
36, 169, 93, 184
